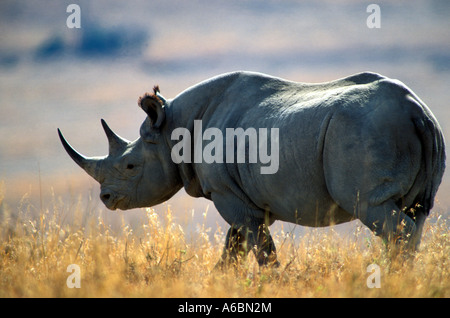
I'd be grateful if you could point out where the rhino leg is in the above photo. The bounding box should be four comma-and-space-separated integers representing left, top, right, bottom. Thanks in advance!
217, 225, 249, 267
252, 223, 279, 266
323, 109, 425, 250
357, 200, 418, 249
217, 224, 279, 268
212, 193, 279, 268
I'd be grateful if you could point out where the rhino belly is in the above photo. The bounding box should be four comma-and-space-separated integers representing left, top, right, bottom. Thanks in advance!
267, 188, 354, 227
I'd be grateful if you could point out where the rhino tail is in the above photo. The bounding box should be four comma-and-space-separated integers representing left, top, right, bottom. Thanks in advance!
407, 96, 446, 217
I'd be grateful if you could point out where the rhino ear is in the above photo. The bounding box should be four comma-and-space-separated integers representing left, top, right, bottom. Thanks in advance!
138, 85, 166, 143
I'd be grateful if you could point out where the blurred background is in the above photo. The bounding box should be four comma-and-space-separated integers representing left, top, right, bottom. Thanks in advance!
1, 0, 449, 235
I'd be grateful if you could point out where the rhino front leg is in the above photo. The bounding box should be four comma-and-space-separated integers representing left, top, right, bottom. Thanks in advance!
212, 193, 279, 268
252, 223, 279, 267
218, 225, 248, 267
218, 224, 279, 268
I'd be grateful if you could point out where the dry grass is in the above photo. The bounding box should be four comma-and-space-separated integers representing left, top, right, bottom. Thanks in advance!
0, 185, 449, 298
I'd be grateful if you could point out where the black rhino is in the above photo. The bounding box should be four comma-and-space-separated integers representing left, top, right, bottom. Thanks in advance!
58, 71, 445, 266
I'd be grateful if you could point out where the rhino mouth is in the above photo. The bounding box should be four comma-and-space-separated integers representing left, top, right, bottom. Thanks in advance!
112, 196, 130, 210
101, 191, 129, 210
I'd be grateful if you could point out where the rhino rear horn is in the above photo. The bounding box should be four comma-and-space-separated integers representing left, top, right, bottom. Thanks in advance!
101, 119, 130, 155
57, 128, 103, 182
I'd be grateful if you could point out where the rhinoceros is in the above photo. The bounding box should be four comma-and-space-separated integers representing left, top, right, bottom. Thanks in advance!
58, 71, 445, 266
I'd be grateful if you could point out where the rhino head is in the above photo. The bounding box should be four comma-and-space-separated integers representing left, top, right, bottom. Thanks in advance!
58, 87, 182, 210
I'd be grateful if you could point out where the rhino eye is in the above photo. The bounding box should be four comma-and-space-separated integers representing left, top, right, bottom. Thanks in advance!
126, 164, 135, 170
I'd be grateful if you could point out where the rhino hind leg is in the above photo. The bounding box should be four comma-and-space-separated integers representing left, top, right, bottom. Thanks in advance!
357, 200, 420, 249
325, 167, 423, 249
323, 107, 426, 250
325, 165, 422, 249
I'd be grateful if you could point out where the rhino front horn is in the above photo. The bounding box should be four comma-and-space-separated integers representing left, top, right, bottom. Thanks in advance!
57, 128, 103, 182
101, 119, 130, 155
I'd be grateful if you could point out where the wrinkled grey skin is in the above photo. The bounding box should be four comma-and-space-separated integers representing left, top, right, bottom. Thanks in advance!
58, 71, 445, 266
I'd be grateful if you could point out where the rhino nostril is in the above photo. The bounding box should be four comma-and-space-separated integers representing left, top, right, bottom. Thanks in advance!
100, 191, 112, 203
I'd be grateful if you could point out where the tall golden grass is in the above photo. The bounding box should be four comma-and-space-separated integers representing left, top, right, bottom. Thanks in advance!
0, 184, 449, 298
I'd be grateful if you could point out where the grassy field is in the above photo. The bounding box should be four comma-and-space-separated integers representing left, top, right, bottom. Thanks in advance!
0, 185, 449, 298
